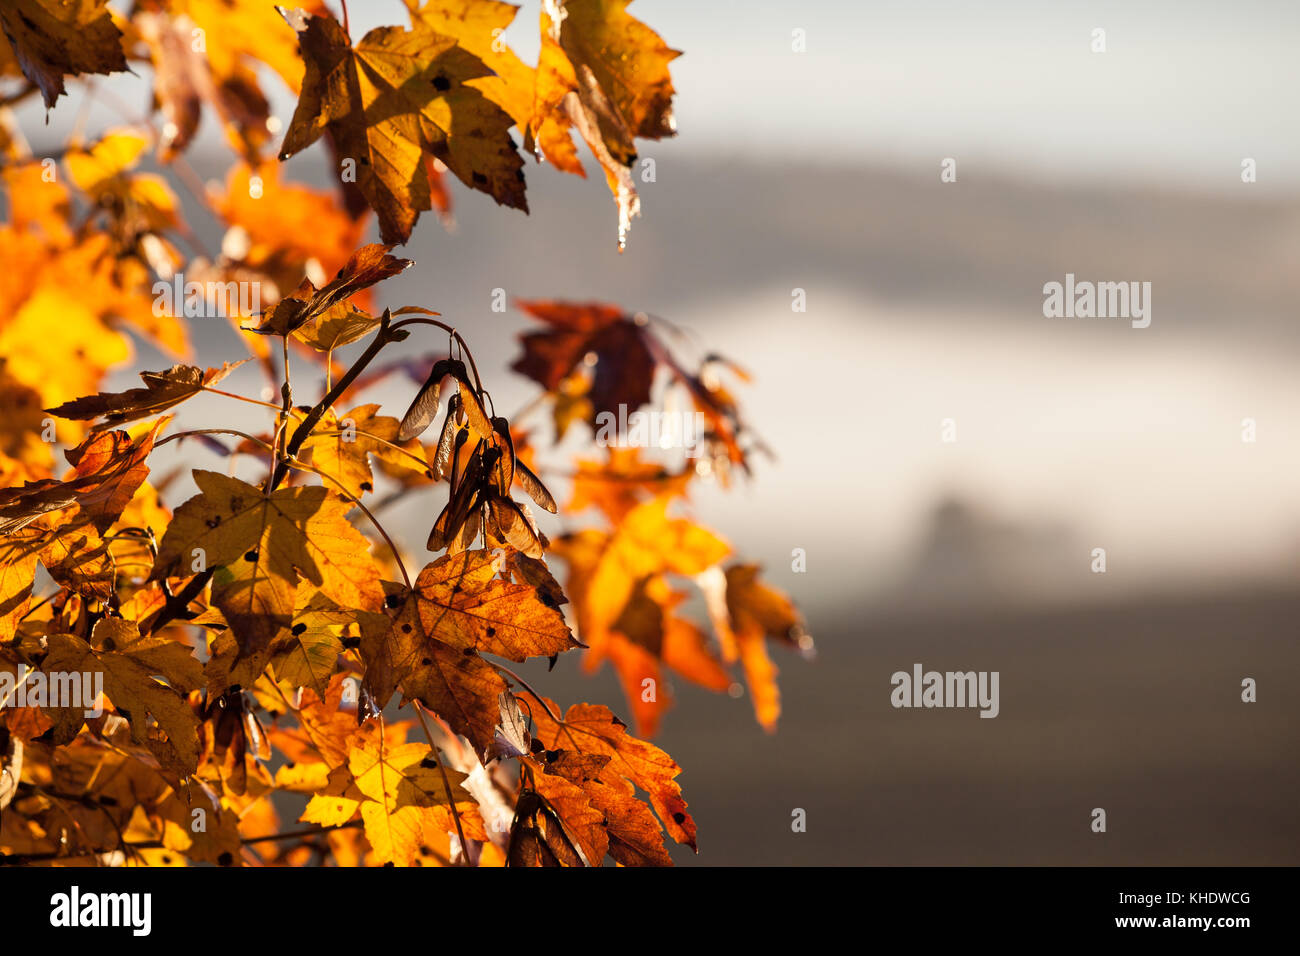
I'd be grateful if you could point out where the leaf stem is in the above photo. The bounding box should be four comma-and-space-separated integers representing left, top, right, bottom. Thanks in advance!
200, 385, 283, 412
414, 703, 469, 865
390, 316, 484, 394
154, 428, 272, 452
313, 428, 432, 473
271, 310, 399, 491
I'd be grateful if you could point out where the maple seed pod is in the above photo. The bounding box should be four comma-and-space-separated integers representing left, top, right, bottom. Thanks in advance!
490, 417, 515, 494
432, 393, 462, 481
514, 459, 557, 514
397, 358, 453, 442
452, 374, 493, 438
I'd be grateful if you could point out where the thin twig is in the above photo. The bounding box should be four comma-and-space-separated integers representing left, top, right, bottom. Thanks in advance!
390, 317, 484, 393
154, 428, 272, 452
414, 703, 468, 865
271, 311, 400, 490
200, 385, 284, 412
313, 428, 433, 473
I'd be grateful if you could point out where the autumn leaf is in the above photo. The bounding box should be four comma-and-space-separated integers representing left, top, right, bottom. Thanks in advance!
297, 403, 430, 498
31, 509, 113, 600
0, 286, 134, 430
152, 470, 384, 666
301, 722, 476, 866
57, 423, 166, 531
249, 243, 411, 337
568, 447, 692, 523
277, 7, 526, 245
402, 1, 576, 171
266, 673, 357, 769
668, 353, 765, 480
546, 497, 730, 734
540, 0, 678, 145
267, 591, 364, 697
0, 420, 165, 536
511, 299, 659, 424
410, 549, 580, 663
46, 361, 248, 431
606, 576, 731, 736
173, 0, 329, 94
292, 307, 382, 352
133, 0, 331, 164
0, 212, 189, 433
134, 10, 267, 163
0, 0, 128, 109
0, 161, 73, 244
707, 563, 811, 733
0, 423, 164, 612
551, 496, 728, 667
405, 0, 528, 129
531, 0, 680, 247
0, 365, 54, 475
535, 750, 671, 865
360, 595, 507, 758
530, 698, 695, 852
722, 564, 807, 650
503, 549, 567, 611
40, 620, 202, 776
0, 530, 41, 642
65, 129, 181, 235
215, 162, 368, 288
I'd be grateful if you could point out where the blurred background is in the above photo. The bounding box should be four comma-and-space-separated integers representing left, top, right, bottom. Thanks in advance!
12, 0, 1300, 863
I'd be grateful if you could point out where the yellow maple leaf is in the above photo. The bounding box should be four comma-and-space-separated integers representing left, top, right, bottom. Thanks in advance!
277, 8, 526, 244
298, 403, 431, 499
152, 471, 384, 666
301, 722, 477, 866
41, 621, 202, 776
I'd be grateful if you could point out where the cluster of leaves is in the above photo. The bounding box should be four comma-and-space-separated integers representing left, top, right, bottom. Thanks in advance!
0, 0, 808, 867
3, 0, 680, 248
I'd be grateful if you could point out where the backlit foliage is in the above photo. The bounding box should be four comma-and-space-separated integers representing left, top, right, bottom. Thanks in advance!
0, 0, 807, 867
